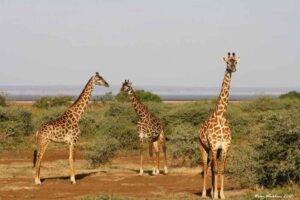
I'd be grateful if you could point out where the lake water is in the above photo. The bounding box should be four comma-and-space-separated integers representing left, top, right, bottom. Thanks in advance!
0, 85, 299, 101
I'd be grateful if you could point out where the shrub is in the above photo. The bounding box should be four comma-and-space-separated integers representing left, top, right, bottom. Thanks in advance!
0, 107, 33, 144
163, 102, 212, 127
168, 124, 200, 167
226, 144, 259, 188
0, 95, 6, 107
100, 116, 138, 150
255, 111, 300, 187
279, 91, 300, 99
115, 90, 161, 102
33, 96, 72, 109
86, 135, 120, 167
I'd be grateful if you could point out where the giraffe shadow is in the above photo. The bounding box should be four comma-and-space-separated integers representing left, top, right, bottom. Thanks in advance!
41, 172, 97, 182
194, 189, 213, 198
110, 166, 162, 176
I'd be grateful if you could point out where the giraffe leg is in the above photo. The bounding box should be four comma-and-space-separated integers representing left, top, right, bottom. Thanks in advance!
69, 143, 76, 184
220, 148, 229, 199
153, 140, 159, 175
161, 135, 168, 174
35, 137, 49, 185
139, 139, 144, 176
149, 141, 155, 175
211, 150, 219, 199
199, 144, 208, 198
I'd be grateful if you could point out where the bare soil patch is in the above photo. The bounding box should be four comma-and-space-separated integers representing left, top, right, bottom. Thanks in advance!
0, 150, 251, 200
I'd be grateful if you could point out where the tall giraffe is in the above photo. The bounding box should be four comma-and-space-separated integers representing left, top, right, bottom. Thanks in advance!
199, 52, 240, 199
120, 80, 168, 176
34, 72, 109, 185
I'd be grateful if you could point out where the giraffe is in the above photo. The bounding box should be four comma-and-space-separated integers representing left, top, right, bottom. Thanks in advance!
120, 80, 168, 176
34, 72, 109, 185
198, 52, 240, 199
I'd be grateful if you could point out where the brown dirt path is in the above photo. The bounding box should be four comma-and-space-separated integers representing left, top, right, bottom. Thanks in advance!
0, 150, 251, 200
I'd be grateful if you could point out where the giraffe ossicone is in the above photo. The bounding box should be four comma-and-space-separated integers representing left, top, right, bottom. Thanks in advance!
199, 53, 239, 199
34, 72, 109, 185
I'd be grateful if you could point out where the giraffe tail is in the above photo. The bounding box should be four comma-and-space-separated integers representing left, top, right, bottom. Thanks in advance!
33, 148, 38, 168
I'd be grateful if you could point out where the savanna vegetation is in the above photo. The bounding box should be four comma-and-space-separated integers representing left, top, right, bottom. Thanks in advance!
0, 91, 299, 197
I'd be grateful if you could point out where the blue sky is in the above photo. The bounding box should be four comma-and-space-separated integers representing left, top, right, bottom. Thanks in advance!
1, 0, 299, 87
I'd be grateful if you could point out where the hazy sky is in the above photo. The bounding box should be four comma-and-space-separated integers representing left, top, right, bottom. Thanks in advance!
1, 0, 299, 88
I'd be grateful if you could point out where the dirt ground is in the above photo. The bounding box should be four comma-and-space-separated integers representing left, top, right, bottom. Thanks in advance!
0, 149, 251, 200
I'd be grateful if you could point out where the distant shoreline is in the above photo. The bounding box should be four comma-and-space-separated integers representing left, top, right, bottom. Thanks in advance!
3, 94, 278, 101
1, 85, 297, 101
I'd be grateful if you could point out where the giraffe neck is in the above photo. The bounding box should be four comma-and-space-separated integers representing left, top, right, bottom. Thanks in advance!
68, 77, 94, 121
128, 89, 147, 118
213, 70, 232, 116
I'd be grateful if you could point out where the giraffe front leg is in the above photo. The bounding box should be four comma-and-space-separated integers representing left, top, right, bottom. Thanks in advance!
220, 148, 229, 199
211, 150, 219, 199
153, 140, 160, 175
199, 144, 208, 198
149, 141, 156, 175
69, 143, 76, 184
139, 138, 144, 176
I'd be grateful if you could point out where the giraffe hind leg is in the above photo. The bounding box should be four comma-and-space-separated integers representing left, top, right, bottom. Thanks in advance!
139, 139, 144, 176
160, 134, 168, 174
35, 136, 49, 185
153, 140, 160, 175
69, 143, 77, 184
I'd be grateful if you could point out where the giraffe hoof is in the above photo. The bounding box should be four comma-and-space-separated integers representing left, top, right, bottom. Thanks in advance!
70, 176, 76, 184
213, 193, 218, 199
164, 166, 168, 174
201, 191, 207, 198
152, 171, 158, 176
35, 180, 41, 185
139, 169, 144, 176
220, 192, 225, 199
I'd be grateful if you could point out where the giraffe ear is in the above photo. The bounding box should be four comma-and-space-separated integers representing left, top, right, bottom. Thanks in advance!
222, 57, 227, 62
236, 57, 240, 63
128, 82, 132, 86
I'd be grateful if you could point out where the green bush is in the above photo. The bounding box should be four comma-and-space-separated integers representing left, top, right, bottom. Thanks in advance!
168, 124, 200, 167
163, 102, 212, 127
115, 90, 161, 102
86, 135, 120, 167
33, 96, 72, 109
226, 144, 259, 188
255, 110, 300, 187
279, 91, 300, 99
100, 117, 138, 150
0, 95, 6, 107
0, 107, 33, 145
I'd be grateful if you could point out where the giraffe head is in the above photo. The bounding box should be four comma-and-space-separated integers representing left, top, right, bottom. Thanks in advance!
222, 52, 240, 72
120, 80, 133, 93
93, 72, 109, 87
